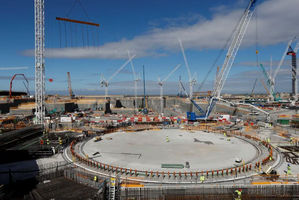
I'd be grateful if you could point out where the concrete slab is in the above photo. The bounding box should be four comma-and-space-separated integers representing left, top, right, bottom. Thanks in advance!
83, 129, 258, 172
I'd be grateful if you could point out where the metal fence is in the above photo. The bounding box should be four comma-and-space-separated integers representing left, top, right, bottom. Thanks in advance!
63, 168, 105, 190
121, 184, 299, 200
37, 161, 70, 181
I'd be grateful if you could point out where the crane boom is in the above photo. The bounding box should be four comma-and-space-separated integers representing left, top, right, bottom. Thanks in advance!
162, 64, 181, 82
9, 74, 29, 99
108, 55, 136, 83
273, 38, 294, 80
260, 79, 270, 95
251, 78, 257, 96
259, 64, 273, 87
205, 0, 257, 119
178, 39, 192, 82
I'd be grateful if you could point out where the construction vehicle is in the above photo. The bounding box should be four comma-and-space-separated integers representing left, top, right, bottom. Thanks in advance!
9, 74, 30, 99
182, 0, 258, 121
93, 136, 102, 142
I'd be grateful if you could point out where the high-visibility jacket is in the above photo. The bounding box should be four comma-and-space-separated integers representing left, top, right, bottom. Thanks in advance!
200, 176, 205, 182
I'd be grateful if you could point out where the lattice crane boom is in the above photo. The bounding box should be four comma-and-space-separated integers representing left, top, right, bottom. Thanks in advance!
178, 39, 195, 100
34, 0, 45, 125
205, 0, 257, 119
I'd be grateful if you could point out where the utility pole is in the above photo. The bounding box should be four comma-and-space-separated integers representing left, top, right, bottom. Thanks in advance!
34, 0, 45, 125
143, 65, 146, 108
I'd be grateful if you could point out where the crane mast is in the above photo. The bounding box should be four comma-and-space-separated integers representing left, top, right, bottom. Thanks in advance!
34, 0, 45, 125
67, 72, 74, 99
205, 0, 257, 119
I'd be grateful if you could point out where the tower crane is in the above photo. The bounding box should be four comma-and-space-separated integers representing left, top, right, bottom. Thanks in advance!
128, 51, 140, 112
158, 64, 181, 114
34, 0, 45, 125
100, 55, 136, 98
287, 40, 299, 100
67, 72, 75, 99
186, 0, 258, 120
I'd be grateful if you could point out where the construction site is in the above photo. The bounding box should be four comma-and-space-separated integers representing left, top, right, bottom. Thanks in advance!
1, 0, 299, 199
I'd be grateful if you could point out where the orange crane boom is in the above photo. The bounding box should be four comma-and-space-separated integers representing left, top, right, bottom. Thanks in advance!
56, 17, 99, 27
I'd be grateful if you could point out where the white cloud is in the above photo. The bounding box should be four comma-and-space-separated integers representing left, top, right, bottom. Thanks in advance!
23, 0, 299, 59
0, 66, 29, 70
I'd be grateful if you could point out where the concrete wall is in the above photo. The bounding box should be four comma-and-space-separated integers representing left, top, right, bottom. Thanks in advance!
0, 99, 34, 114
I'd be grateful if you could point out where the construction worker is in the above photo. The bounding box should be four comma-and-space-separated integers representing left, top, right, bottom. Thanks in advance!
290, 137, 294, 145
287, 164, 291, 175
200, 175, 205, 183
58, 137, 63, 145
234, 189, 242, 200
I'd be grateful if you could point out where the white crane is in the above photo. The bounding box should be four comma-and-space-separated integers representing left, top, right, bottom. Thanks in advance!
158, 64, 181, 114
178, 39, 196, 100
205, 0, 257, 119
100, 55, 136, 98
34, 0, 45, 125
127, 51, 140, 112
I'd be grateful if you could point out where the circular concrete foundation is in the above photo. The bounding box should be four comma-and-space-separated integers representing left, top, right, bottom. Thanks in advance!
83, 129, 258, 172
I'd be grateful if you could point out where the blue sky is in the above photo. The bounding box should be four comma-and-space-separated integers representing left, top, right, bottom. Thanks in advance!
0, 0, 299, 95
